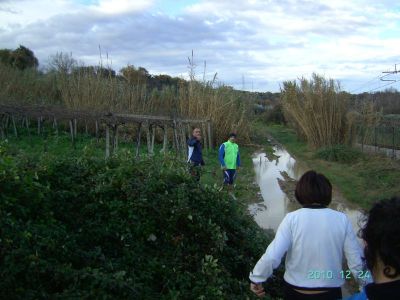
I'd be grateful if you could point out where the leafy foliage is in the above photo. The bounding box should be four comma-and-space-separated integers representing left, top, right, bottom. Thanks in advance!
0, 45, 38, 70
315, 144, 364, 164
0, 144, 280, 299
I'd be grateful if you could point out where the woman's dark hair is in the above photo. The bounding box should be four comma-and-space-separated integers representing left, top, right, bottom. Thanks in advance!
295, 170, 332, 206
229, 133, 237, 138
360, 197, 400, 278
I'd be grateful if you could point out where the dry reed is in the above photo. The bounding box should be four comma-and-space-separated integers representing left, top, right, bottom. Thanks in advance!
281, 74, 348, 148
0, 53, 252, 144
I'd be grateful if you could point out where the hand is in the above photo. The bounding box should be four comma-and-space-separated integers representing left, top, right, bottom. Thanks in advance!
250, 283, 265, 298
236, 166, 240, 171
221, 166, 227, 171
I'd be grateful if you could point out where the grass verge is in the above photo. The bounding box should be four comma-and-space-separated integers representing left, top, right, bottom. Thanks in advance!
265, 124, 400, 209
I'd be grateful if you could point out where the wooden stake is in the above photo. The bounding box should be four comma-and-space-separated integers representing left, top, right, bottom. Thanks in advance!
37, 117, 41, 135
26, 117, 30, 136
95, 120, 99, 142
73, 119, 77, 138
105, 125, 110, 158
173, 119, 179, 153
146, 122, 152, 155
11, 116, 17, 138
162, 125, 168, 153
69, 119, 75, 148
53, 117, 58, 135
4, 115, 9, 130
151, 125, 156, 154
0, 115, 5, 139
113, 125, 119, 152
136, 123, 142, 158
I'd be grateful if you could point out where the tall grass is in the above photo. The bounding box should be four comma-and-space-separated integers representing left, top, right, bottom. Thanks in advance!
0, 53, 252, 143
281, 74, 348, 148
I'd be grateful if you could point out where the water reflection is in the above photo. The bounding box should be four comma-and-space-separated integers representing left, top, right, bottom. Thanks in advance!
248, 146, 364, 234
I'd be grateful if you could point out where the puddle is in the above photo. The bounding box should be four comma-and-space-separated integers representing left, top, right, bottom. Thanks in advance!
248, 146, 364, 233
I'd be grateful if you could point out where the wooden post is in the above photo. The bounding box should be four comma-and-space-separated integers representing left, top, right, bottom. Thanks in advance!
26, 117, 30, 136
207, 120, 212, 149
37, 117, 41, 135
69, 119, 75, 148
361, 126, 364, 152
4, 115, 9, 131
95, 120, 99, 143
151, 125, 156, 154
162, 125, 168, 153
392, 126, 395, 159
105, 125, 110, 158
53, 117, 58, 136
146, 122, 152, 155
0, 115, 5, 139
113, 125, 119, 153
11, 116, 17, 138
173, 119, 179, 153
136, 123, 142, 158
73, 119, 77, 138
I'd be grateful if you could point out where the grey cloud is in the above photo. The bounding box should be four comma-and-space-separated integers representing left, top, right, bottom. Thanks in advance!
0, 0, 397, 92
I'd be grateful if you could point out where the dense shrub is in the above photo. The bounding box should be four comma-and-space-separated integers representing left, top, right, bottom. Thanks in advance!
0, 144, 281, 299
264, 103, 286, 124
315, 144, 364, 164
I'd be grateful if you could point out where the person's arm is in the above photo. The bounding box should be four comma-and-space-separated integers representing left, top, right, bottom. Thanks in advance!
218, 144, 226, 167
249, 215, 292, 283
236, 149, 241, 168
344, 217, 372, 286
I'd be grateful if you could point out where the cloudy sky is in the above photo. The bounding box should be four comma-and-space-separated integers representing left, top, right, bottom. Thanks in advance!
1, 0, 400, 92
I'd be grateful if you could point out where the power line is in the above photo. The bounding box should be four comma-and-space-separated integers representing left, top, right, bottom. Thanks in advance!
350, 63, 400, 93
367, 64, 400, 92
367, 80, 398, 93
350, 75, 382, 93
352, 64, 400, 94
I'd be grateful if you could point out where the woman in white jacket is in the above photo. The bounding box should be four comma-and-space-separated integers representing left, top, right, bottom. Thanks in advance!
249, 170, 369, 299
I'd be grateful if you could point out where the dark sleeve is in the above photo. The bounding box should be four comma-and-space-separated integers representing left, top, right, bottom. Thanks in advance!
218, 144, 226, 167
187, 137, 197, 146
237, 149, 241, 167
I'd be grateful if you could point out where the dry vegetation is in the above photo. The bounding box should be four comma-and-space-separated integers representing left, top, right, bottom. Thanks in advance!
0, 52, 252, 144
280, 74, 348, 148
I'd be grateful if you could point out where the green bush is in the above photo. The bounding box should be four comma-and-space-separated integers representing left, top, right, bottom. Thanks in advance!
0, 144, 281, 299
315, 144, 364, 164
264, 103, 286, 124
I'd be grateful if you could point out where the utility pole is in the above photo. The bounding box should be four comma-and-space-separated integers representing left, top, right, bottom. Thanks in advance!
381, 64, 399, 82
